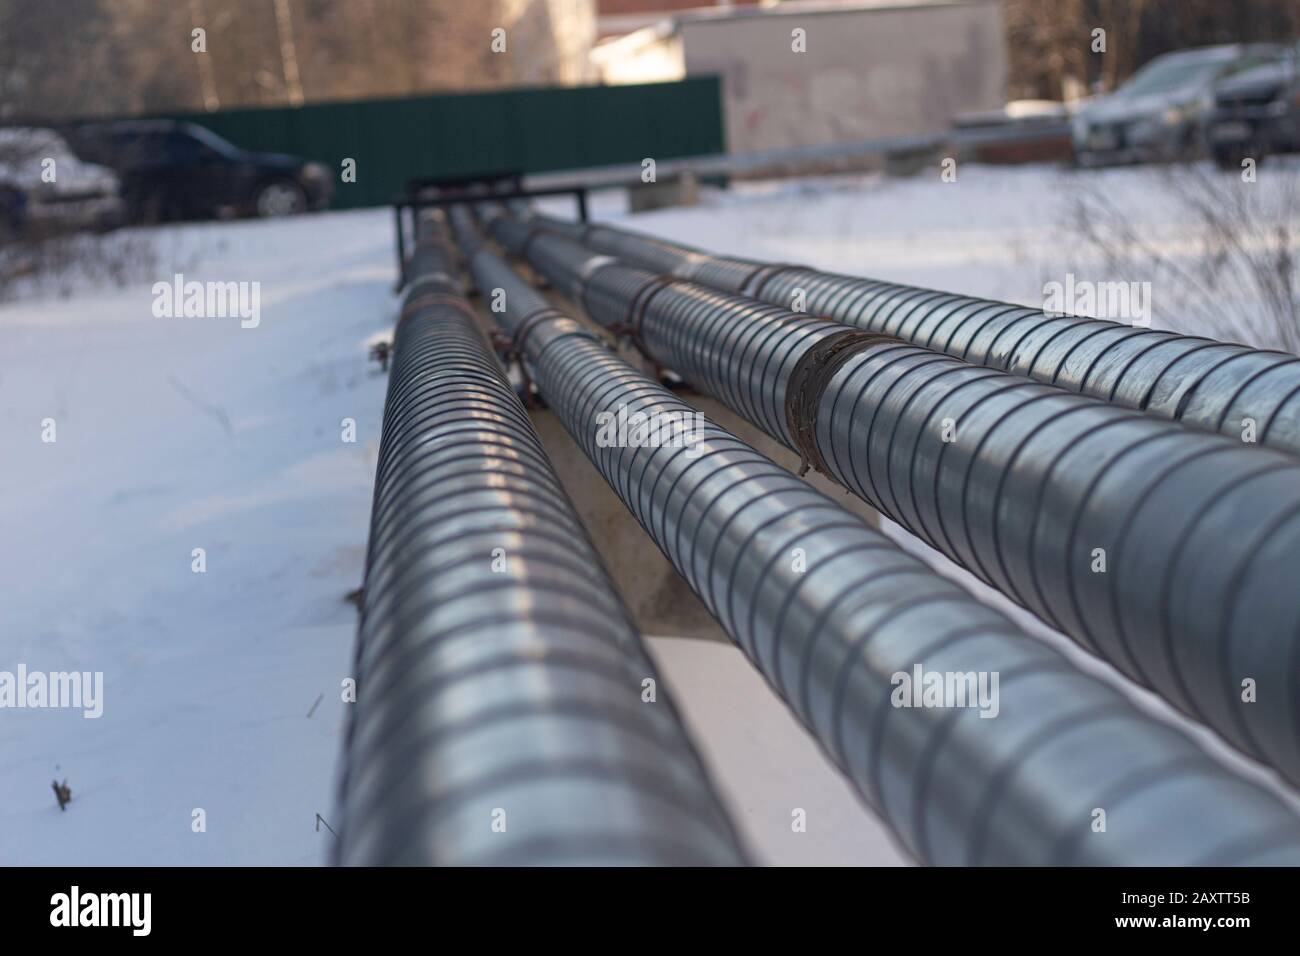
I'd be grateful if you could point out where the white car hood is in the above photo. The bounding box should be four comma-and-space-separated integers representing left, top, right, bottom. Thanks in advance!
0, 129, 119, 197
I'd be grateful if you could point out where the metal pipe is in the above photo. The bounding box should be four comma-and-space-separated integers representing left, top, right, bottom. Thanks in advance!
456, 211, 1300, 865
525, 212, 1300, 460
493, 218, 1300, 790
334, 212, 747, 866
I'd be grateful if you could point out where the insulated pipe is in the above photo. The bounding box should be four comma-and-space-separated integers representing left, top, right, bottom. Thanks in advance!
334, 212, 747, 866
455, 212, 1300, 865
523, 212, 1300, 459
492, 220, 1300, 790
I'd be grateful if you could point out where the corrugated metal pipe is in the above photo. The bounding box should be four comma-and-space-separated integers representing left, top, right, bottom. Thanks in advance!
333, 211, 748, 866
523, 212, 1300, 459
455, 208, 1300, 865
489, 212, 1300, 791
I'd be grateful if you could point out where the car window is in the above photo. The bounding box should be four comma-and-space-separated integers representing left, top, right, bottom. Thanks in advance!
1122, 58, 1229, 96
182, 124, 240, 158
67, 130, 119, 165
115, 133, 161, 165
1226, 51, 1283, 75
164, 131, 215, 162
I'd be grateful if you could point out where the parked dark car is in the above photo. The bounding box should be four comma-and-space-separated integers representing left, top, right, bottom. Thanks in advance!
64, 120, 332, 223
1205, 43, 1300, 168
1071, 44, 1280, 166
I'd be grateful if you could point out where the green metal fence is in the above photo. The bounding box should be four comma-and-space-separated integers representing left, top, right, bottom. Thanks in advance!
161, 78, 725, 210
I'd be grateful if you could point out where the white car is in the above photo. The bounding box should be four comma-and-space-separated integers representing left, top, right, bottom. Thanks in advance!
0, 127, 126, 241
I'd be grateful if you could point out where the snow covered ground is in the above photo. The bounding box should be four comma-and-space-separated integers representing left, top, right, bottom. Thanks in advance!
4, 160, 1297, 866
1, 210, 395, 864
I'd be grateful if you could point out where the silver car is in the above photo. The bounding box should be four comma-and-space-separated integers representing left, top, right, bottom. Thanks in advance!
0, 127, 126, 242
1072, 44, 1280, 167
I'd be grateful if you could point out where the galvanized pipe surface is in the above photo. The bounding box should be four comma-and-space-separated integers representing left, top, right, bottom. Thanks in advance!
459, 215, 1300, 865
525, 212, 1300, 459
494, 222, 1300, 790
334, 213, 747, 866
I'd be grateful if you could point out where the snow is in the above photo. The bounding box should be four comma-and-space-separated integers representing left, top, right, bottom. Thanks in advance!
646, 636, 910, 866
1, 209, 395, 864
5, 160, 1297, 865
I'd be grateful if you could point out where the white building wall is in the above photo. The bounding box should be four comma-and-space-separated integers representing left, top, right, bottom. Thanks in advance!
680, 0, 1007, 153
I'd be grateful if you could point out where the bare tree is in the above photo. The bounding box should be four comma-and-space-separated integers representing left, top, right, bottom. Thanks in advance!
0, 0, 127, 120
1063, 161, 1300, 353
0, 0, 594, 121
